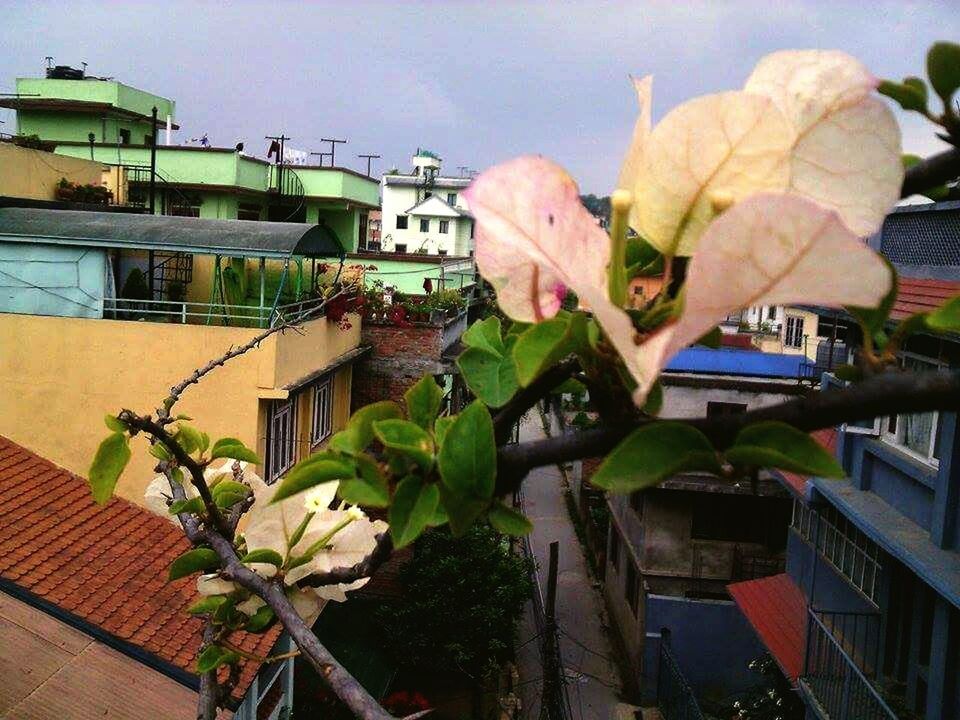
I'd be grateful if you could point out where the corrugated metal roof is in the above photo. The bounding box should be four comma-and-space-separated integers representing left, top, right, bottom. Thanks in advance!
880, 202, 960, 267
664, 347, 812, 379
0, 207, 344, 259
728, 573, 807, 683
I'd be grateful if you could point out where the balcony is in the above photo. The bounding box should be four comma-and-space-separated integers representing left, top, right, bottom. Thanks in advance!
801, 608, 898, 720
103, 294, 328, 329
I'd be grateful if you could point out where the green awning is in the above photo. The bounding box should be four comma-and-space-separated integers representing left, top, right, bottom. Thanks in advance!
0, 207, 344, 259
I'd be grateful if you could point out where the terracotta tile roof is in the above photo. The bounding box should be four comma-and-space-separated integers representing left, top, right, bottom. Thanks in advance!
778, 429, 837, 496
0, 436, 280, 701
890, 277, 960, 321
728, 573, 807, 683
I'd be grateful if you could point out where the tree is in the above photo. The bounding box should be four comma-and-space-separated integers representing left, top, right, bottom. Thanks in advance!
86, 43, 960, 720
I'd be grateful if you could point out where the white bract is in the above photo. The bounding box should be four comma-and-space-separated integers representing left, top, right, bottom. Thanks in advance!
466, 49, 902, 405
144, 460, 248, 525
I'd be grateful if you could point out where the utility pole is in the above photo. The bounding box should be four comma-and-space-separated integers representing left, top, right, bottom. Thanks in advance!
148, 106, 158, 215
540, 541, 562, 720
320, 137, 347, 167
358, 153, 381, 177
309, 151, 331, 166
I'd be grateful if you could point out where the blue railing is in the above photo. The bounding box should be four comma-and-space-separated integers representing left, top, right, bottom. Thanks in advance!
801, 608, 898, 720
657, 638, 706, 720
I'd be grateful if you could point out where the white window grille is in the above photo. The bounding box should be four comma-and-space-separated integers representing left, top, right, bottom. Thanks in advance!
880, 353, 944, 466
266, 398, 296, 483
311, 376, 333, 447
785, 315, 805, 348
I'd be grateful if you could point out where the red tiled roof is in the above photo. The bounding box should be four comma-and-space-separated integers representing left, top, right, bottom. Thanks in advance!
779, 428, 837, 496
0, 436, 280, 700
720, 333, 758, 350
728, 573, 807, 683
891, 277, 960, 321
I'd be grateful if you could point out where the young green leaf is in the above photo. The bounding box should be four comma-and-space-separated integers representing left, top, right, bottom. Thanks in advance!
439, 485, 488, 536
878, 79, 928, 113
270, 455, 355, 503
244, 605, 276, 633
373, 419, 435, 469
925, 296, 960, 333
88, 432, 131, 505
149, 442, 172, 461
389, 476, 440, 548
462, 316, 506, 355
196, 645, 239, 673
405, 375, 443, 429
211, 480, 251, 508
457, 338, 520, 408
434, 415, 455, 448
168, 496, 205, 515
591, 422, 721, 493
209, 437, 260, 464
927, 41, 960, 104
437, 400, 497, 499
337, 454, 390, 508
512, 317, 573, 386
104, 414, 127, 433
240, 548, 284, 567
727, 421, 844, 478
329, 401, 402, 454
168, 548, 220, 581
488, 502, 533, 536
187, 596, 228, 615
176, 424, 204, 455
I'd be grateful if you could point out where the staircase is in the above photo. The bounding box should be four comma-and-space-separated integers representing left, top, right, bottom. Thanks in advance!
124, 165, 197, 215
267, 164, 306, 222
151, 252, 194, 300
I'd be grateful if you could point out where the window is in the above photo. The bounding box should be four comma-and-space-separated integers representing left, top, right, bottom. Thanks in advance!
881, 354, 944, 465
625, 562, 640, 616
609, 528, 620, 574
119, 128, 131, 145
706, 401, 747, 418
447, 192, 457, 205
785, 315, 805, 348
394, 243, 407, 254
424, 191, 432, 198
419, 218, 430, 233
439, 220, 449, 234
144, 135, 153, 146
396, 215, 408, 229
311, 376, 333, 446
438, 249, 448, 256
692, 494, 791, 547
629, 491, 644, 516
767, 306, 777, 320
169, 205, 201, 218
265, 398, 297, 483
237, 203, 262, 221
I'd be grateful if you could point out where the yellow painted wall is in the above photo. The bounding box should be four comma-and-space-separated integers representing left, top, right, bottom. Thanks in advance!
0, 312, 359, 507
0, 143, 104, 200
758, 308, 821, 359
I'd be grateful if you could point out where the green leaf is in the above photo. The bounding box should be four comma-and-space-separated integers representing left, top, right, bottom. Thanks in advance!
878, 79, 928, 113
695, 326, 722, 349
925, 296, 960, 333
175, 413, 193, 421
625, 235, 660, 271
373, 419, 434, 469
927, 41, 960, 104
149, 442, 171, 461
437, 400, 497, 499
168, 548, 220, 581
168, 496, 205, 515
591, 422, 721, 493
439, 485, 488, 536
88, 432, 131, 505
287, 511, 313, 551
270, 455, 355, 503
329, 401, 402, 454
199, 432, 210, 454
196, 645, 239, 673
104, 414, 127, 433
641, 379, 663, 416
389, 476, 440, 548
176, 424, 204, 455
512, 318, 573, 386
506, 321, 532, 337
488, 502, 533, 536
727, 421, 844, 478
244, 605, 276, 633
405, 375, 443, 429
240, 548, 284, 567
457, 339, 520, 408
462, 316, 505, 355
169, 467, 184, 485
337, 455, 389, 508
833, 364, 863, 383
209, 437, 260, 464
847, 257, 897, 336
187, 596, 228, 615
434, 415, 455, 448
211, 480, 251, 508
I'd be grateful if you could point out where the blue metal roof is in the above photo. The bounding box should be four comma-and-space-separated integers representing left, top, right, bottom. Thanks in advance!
665, 347, 813, 379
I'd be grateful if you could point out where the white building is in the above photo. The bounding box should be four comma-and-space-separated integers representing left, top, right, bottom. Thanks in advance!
380, 149, 474, 256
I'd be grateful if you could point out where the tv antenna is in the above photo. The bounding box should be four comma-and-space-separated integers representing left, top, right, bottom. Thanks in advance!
458, 166, 469, 177
358, 153, 381, 177
319, 137, 347, 166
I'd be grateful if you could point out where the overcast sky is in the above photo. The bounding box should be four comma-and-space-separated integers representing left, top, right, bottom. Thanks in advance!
2, 1, 958, 193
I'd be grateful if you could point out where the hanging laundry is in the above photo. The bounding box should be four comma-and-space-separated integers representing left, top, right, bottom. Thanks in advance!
422, 277, 434, 294
267, 140, 280, 159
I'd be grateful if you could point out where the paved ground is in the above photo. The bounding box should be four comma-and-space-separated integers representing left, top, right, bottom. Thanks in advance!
515, 411, 623, 720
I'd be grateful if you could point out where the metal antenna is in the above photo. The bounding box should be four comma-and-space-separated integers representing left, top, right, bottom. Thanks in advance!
45, 56, 53, 69
309, 151, 332, 166
358, 153, 381, 177
320, 137, 347, 167
457, 165, 469, 177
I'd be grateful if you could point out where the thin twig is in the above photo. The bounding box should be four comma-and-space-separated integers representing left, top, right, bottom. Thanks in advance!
901, 146, 960, 198
297, 532, 394, 588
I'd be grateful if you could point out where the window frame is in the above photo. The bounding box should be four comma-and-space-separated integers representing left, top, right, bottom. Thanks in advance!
625, 561, 640, 616
419, 218, 430, 233
265, 397, 297, 483
396, 215, 408, 230
785, 315, 805, 348
310, 375, 334, 448
879, 352, 945, 466
447, 192, 457, 205
439, 219, 449, 234
394, 243, 407, 254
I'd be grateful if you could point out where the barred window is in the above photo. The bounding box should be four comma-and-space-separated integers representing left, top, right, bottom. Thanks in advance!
311, 376, 333, 446
265, 398, 296, 483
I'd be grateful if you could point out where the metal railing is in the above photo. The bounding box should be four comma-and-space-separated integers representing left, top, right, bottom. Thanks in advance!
657, 638, 706, 720
802, 608, 898, 720
731, 546, 787, 581
102, 295, 329, 328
